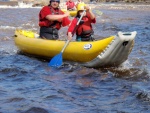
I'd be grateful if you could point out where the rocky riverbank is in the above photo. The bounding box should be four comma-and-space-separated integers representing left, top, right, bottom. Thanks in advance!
0, 0, 149, 7
0, 1, 18, 6
96, 0, 150, 3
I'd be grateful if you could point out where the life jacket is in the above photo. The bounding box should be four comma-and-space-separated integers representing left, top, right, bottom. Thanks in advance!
76, 16, 93, 37
66, 1, 75, 10
39, 6, 62, 29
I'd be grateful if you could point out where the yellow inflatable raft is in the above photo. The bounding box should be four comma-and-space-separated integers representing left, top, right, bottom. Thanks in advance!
61, 2, 85, 17
14, 29, 137, 67
61, 9, 77, 17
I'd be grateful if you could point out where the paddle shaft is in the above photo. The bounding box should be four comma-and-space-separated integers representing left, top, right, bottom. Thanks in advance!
77, 10, 86, 25
72, 10, 86, 36
62, 10, 86, 53
61, 40, 70, 53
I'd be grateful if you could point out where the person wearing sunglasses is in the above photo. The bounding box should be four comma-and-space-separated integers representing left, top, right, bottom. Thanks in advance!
67, 4, 96, 41
39, 0, 71, 40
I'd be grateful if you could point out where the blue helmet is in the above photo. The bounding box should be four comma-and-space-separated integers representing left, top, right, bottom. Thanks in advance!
50, 0, 60, 3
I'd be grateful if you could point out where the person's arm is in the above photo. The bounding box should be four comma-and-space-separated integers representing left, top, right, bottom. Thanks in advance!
62, 16, 71, 27
84, 5, 95, 20
67, 18, 78, 41
46, 11, 70, 21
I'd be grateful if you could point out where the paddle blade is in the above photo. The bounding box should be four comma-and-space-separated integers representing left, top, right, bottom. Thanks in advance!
48, 53, 63, 67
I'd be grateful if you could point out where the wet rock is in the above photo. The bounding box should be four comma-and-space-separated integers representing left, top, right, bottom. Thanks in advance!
136, 92, 150, 101
23, 107, 49, 113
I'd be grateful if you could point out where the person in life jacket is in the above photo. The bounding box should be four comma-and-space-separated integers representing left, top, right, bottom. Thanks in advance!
39, 0, 71, 40
66, 0, 76, 11
67, 4, 96, 41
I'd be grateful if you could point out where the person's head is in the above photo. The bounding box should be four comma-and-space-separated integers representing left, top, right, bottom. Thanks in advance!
49, 0, 60, 8
76, 3, 86, 17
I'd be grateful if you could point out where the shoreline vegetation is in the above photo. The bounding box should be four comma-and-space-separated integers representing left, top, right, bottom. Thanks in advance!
0, 0, 150, 7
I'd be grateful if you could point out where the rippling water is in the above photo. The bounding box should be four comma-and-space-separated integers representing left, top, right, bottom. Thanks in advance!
0, 3, 150, 113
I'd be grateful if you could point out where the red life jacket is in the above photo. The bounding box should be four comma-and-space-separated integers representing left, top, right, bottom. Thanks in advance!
76, 16, 93, 36
66, 1, 75, 10
39, 6, 63, 29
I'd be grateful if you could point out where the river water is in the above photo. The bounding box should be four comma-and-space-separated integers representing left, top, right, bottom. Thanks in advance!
0, 3, 150, 113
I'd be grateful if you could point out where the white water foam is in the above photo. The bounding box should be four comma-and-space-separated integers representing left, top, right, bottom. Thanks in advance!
0, 2, 41, 8
0, 25, 16, 30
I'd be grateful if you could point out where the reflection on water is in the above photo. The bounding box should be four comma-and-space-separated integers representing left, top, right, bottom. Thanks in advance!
0, 3, 150, 113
